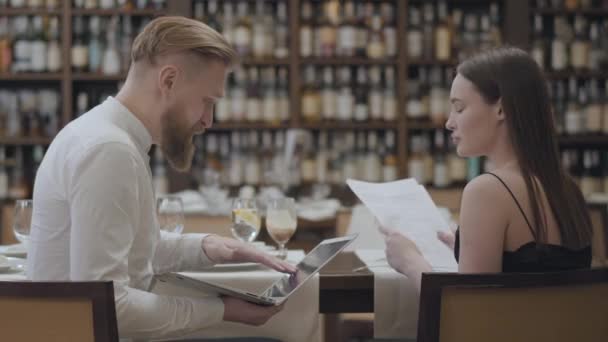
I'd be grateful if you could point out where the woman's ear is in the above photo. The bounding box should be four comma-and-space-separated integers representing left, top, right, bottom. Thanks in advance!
495, 98, 505, 122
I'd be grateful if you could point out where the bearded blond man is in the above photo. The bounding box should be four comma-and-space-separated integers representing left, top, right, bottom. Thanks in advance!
28, 16, 295, 340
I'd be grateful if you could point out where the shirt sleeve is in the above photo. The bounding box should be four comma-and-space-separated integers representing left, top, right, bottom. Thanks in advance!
67, 142, 224, 339
152, 231, 217, 274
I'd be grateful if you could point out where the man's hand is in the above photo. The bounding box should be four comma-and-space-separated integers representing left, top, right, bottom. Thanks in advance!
221, 296, 284, 326
202, 235, 297, 273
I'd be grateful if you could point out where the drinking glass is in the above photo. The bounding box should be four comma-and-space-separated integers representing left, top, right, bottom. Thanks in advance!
231, 198, 261, 242
13, 199, 33, 244
156, 196, 185, 234
266, 197, 297, 260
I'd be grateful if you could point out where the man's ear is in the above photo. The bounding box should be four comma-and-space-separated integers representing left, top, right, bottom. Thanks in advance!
158, 65, 179, 96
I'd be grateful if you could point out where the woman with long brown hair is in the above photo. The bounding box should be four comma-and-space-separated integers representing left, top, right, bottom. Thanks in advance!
384, 47, 592, 290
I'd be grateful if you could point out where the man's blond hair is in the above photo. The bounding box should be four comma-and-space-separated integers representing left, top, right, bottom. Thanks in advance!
131, 16, 237, 67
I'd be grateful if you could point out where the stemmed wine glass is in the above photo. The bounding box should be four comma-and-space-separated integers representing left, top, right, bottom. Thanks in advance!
266, 197, 297, 260
12, 199, 33, 245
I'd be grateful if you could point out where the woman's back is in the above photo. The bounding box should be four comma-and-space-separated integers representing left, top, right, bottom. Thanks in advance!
454, 168, 591, 272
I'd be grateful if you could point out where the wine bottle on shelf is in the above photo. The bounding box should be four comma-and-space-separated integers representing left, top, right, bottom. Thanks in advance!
531, 15, 545, 69
337, 0, 356, 58
0, 147, 8, 200
30, 16, 47, 73
435, 0, 451, 62
407, 6, 423, 59
47, 16, 62, 72
421, 3, 434, 60
336, 66, 353, 122
88, 16, 103, 73
368, 66, 383, 121
551, 16, 568, 71
234, 1, 252, 57
381, 2, 397, 58
586, 79, 602, 134
382, 67, 397, 122
320, 66, 337, 121
301, 65, 321, 122
102, 16, 121, 75
261, 67, 278, 124
300, 0, 313, 58
382, 131, 398, 181
353, 66, 369, 122
274, 1, 289, 59
245, 67, 261, 122
72, 16, 89, 72
12, 16, 31, 73
0, 18, 11, 73
277, 67, 289, 122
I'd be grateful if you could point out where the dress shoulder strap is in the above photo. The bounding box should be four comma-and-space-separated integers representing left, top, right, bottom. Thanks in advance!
485, 172, 536, 239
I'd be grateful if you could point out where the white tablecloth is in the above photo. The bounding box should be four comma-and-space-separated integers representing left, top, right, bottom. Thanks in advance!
355, 249, 420, 340
0, 250, 321, 342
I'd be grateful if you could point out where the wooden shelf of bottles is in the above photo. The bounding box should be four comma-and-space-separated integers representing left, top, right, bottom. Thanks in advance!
0, 73, 63, 81
0, 7, 62, 15
2, 0, 607, 203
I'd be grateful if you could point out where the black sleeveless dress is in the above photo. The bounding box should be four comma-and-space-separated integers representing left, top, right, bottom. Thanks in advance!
454, 172, 591, 273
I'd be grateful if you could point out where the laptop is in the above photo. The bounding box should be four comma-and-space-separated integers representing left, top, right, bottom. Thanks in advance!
155, 234, 358, 306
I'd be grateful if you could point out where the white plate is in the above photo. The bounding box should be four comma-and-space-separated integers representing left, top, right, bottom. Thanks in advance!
0, 244, 27, 258
0, 257, 25, 274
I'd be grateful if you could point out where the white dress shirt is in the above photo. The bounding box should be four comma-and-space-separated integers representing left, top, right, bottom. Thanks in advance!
27, 97, 224, 340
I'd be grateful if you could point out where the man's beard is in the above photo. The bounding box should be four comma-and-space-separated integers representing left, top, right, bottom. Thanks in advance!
160, 108, 196, 172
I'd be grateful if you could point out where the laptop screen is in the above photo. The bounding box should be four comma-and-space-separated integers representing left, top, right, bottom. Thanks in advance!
260, 235, 356, 299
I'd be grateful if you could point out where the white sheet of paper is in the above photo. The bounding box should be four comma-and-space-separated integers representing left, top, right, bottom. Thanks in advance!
347, 179, 458, 271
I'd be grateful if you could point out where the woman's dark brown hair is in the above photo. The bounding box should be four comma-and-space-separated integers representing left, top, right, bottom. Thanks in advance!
457, 46, 592, 249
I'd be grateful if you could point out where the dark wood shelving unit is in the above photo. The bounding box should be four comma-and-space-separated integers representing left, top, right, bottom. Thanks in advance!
0, 73, 63, 81
1, 0, 604, 199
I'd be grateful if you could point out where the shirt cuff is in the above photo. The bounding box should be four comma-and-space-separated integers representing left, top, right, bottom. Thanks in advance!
191, 295, 225, 329
181, 233, 216, 268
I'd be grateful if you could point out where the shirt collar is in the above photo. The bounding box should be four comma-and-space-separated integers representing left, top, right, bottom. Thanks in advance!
104, 96, 153, 155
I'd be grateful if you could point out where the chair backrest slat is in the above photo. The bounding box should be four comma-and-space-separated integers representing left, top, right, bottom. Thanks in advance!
418, 268, 608, 342
0, 281, 118, 342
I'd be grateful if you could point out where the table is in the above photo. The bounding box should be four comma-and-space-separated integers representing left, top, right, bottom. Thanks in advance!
0, 250, 376, 341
